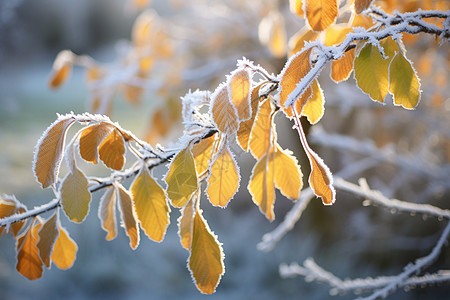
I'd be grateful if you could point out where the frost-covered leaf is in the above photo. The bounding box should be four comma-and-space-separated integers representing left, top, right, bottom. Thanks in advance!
237, 82, 263, 151
166, 147, 198, 208
286, 85, 313, 118
279, 47, 313, 116
207, 145, 240, 208
211, 85, 239, 134
189, 208, 224, 294
16, 220, 43, 280
274, 145, 302, 200
131, 167, 170, 242
305, 0, 338, 32
288, 28, 319, 56
178, 194, 196, 250
354, 0, 374, 14
98, 186, 118, 241
49, 50, 74, 89
37, 211, 59, 268
302, 79, 325, 124
33, 115, 75, 189
51, 225, 77, 270
331, 48, 355, 83
0, 196, 26, 237
228, 68, 252, 121
249, 98, 274, 159
98, 129, 126, 171
248, 149, 276, 221
354, 38, 397, 103
388, 52, 421, 109
60, 167, 92, 223
191, 134, 216, 175
290, 0, 304, 16
116, 183, 140, 250
79, 122, 115, 164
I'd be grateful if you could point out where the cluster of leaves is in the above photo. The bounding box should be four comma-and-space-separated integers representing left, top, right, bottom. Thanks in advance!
1, 0, 449, 295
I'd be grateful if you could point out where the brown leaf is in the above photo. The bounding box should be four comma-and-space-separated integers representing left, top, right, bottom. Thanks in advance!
37, 211, 59, 268
116, 183, 140, 250
16, 219, 43, 280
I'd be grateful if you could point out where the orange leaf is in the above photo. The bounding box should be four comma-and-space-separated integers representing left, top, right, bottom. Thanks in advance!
37, 211, 59, 268
98, 186, 118, 241
279, 47, 313, 115
191, 134, 216, 175
228, 68, 252, 121
33, 115, 75, 189
274, 144, 303, 200
248, 149, 276, 220
285, 85, 313, 118
290, 0, 304, 16
206, 145, 240, 207
211, 84, 239, 135
16, 220, 43, 280
116, 183, 140, 250
49, 50, 74, 89
131, 167, 170, 242
0, 196, 26, 237
324, 25, 352, 47
51, 225, 77, 270
249, 98, 274, 159
331, 48, 355, 83
237, 82, 264, 151
305, 0, 338, 32
98, 129, 126, 170
189, 208, 224, 294
79, 122, 115, 164
288, 28, 319, 57
354, 0, 374, 14
302, 79, 325, 124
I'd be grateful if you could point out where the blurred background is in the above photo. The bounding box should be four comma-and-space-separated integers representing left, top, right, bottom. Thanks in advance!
0, 0, 449, 299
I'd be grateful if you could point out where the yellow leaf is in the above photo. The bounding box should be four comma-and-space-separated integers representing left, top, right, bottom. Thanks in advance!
37, 211, 59, 268
207, 146, 240, 207
305, 0, 338, 32
248, 149, 276, 221
274, 145, 303, 200
354, 0, 374, 14
228, 68, 252, 121
302, 79, 325, 124
79, 123, 115, 164
324, 25, 352, 46
249, 98, 274, 159
60, 167, 92, 223
290, 0, 304, 16
131, 167, 170, 242
177, 194, 196, 250
116, 183, 140, 250
33, 115, 75, 189
51, 225, 77, 270
331, 48, 355, 83
16, 220, 43, 280
189, 208, 224, 294
354, 38, 397, 103
211, 85, 239, 135
98, 186, 118, 241
49, 50, 74, 89
237, 82, 264, 151
0, 196, 26, 237
297, 123, 335, 205
279, 47, 313, 115
166, 147, 198, 208
258, 11, 287, 58
132, 10, 155, 48
191, 134, 216, 175
285, 85, 313, 118
288, 28, 319, 57
388, 52, 421, 109
98, 129, 126, 171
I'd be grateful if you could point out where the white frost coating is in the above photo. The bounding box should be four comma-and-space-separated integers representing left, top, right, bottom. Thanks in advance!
0, 198, 60, 228
181, 89, 211, 125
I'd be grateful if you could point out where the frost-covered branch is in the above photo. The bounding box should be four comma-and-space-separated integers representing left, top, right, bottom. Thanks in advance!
284, 8, 450, 108
280, 258, 450, 296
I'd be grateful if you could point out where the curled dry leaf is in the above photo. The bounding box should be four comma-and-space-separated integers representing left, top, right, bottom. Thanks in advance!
33, 115, 75, 189
49, 50, 74, 89
16, 219, 43, 280
37, 211, 59, 268
98, 186, 118, 241
116, 183, 140, 250
189, 208, 224, 294
0, 196, 26, 237
177, 193, 196, 250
